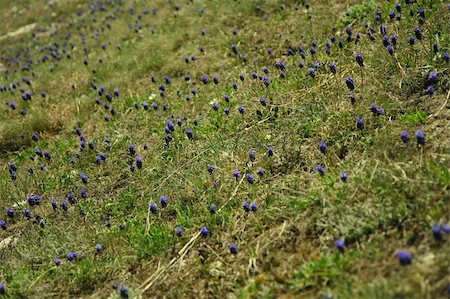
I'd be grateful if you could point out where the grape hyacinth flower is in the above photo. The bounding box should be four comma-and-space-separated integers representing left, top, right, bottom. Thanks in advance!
186, 128, 193, 139
308, 68, 315, 78
200, 226, 209, 237
246, 173, 254, 184
6, 208, 14, 218
335, 239, 345, 252
387, 45, 394, 55
51, 199, 57, 210
319, 140, 327, 154
135, 156, 143, 169
415, 130, 425, 145
209, 204, 217, 214
329, 62, 336, 74
432, 224, 442, 241
400, 131, 409, 143
175, 227, 183, 237
242, 201, 250, 212
340, 172, 348, 182
0, 283, 4, 294
355, 53, 364, 66
441, 224, 450, 234
160, 196, 167, 208
150, 202, 158, 214
248, 149, 255, 161
96, 244, 103, 253
238, 106, 245, 114
228, 244, 238, 255
257, 167, 264, 177
356, 117, 364, 130
268, 147, 274, 157
345, 76, 355, 90
396, 251, 412, 265
250, 202, 257, 212
80, 173, 88, 184
54, 257, 61, 266
414, 27, 422, 40
207, 165, 215, 174
120, 286, 129, 298
315, 165, 325, 176
0, 220, 7, 230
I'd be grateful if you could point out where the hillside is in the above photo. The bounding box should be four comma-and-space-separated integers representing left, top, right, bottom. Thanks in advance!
0, 0, 449, 298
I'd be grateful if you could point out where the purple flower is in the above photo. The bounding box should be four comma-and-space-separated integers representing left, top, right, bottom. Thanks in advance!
0, 283, 4, 294
387, 45, 394, 55
238, 106, 245, 114
232, 169, 240, 180
432, 224, 442, 241
267, 147, 274, 157
80, 189, 87, 198
242, 201, 250, 212
335, 239, 345, 251
315, 165, 325, 176
391, 34, 398, 46
66, 252, 78, 261
228, 244, 238, 255
396, 251, 412, 265
53, 257, 61, 266
120, 286, 129, 298
51, 199, 57, 210
441, 224, 450, 234
61, 200, 68, 211
263, 76, 269, 86
356, 117, 364, 130
340, 172, 348, 182
160, 196, 167, 208
257, 167, 264, 176
201, 74, 208, 84
150, 202, 158, 214
248, 149, 255, 161
209, 204, 217, 214
415, 130, 425, 145
167, 120, 175, 131
414, 27, 422, 40
211, 102, 219, 111
207, 165, 215, 174
200, 226, 209, 237
259, 96, 266, 106
6, 208, 14, 218
175, 226, 183, 237
319, 141, 327, 154
135, 156, 143, 169
250, 202, 257, 212
0, 220, 7, 230
80, 173, 88, 184
355, 53, 364, 66
246, 173, 254, 184
329, 62, 336, 74
400, 131, 409, 143
428, 72, 437, 84
426, 85, 435, 95
96, 244, 103, 253
308, 68, 315, 78
186, 128, 193, 139
345, 77, 355, 90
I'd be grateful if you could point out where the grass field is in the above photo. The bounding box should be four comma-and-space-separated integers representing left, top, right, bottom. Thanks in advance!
0, 0, 449, 298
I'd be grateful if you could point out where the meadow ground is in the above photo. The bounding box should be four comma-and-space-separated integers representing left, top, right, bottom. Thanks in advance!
0, 0, 449, 298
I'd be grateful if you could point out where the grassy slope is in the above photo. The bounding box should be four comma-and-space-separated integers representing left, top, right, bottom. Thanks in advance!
0, 0, 449, 298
